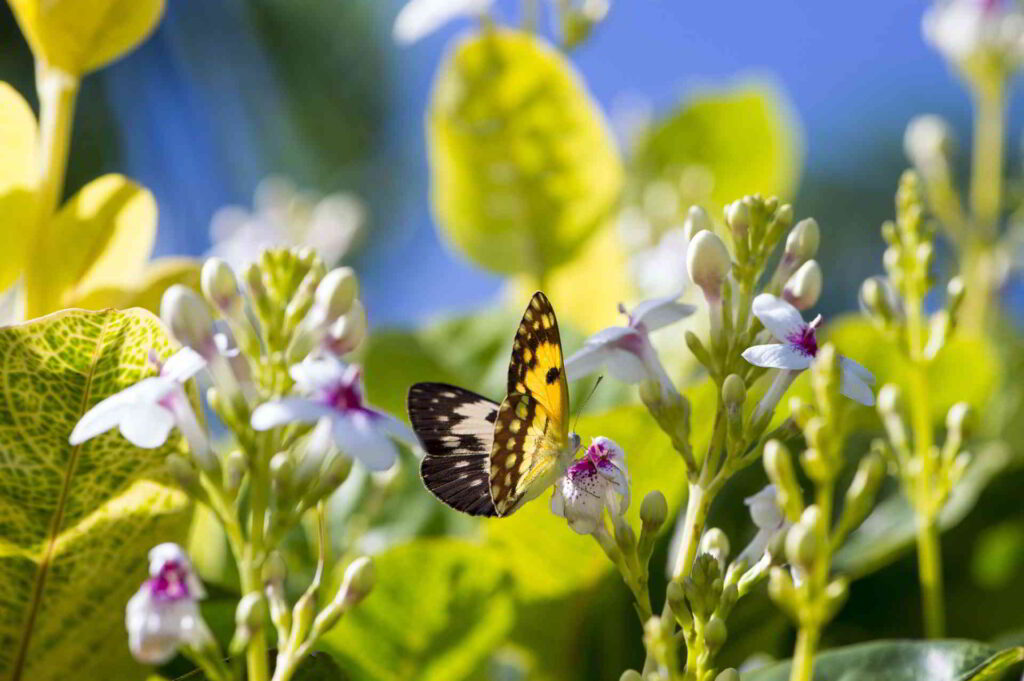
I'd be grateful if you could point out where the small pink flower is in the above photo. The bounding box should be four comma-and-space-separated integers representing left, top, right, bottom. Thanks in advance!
551, 437, 630, 535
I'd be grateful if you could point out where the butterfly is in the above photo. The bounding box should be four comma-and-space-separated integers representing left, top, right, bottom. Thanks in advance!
407, 292, 580, 517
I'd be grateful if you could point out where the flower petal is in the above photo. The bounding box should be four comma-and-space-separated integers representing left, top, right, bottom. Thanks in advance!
375, 412, 418, 448
631, 290, 696, 333
741, 344, 812, 371
161, 347, 207, 382
840, 355, 876, 386
69, 401, 136, 445
393, 0, 491, 44
251, 398, 334, 430
752, 294, 807, 341
840, 368, 876, 406
565, 343, 613, 382
288, 354, 347, 394
119, 404, 176, 448
605, 348, 649, 384
550, 483, 567, 518
744, 485, 784, 531
332, 413, 398, 471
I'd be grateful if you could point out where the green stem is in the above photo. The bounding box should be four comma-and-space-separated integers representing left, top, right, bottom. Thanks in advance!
244, 438, 272, 681
789, 626, 820, 681
916, 512, 945, 639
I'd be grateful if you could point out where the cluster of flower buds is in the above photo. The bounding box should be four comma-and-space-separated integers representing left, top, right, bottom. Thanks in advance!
762, 348, 885, 635
923, 0, 1024, 87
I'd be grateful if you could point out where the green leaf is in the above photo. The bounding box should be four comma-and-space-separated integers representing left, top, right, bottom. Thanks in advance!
0, 81, 40, 293
0, 308, 191, 681
292, 652, 347, 681
745, 640, 1024, 681
320, 539, 515, 681
24, 173, 157, 318
70, 257, 203, 315
630, 82, 801, 217
427, 28, 623, 278
835, 443, 1014, 578
8, 0, 166, 76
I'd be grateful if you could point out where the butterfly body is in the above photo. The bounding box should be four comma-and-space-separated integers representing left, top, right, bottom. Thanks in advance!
408, 292, 578, 517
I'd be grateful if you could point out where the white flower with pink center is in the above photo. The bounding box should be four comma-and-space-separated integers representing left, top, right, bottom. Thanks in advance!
69, 348, 207, 449
125, 543, 208, 665
742, 294, 875, 407
565, 291, 695, 393
551, 437, 630, 535
924, 0, 1024, 66
737, 485, 790, 564
251, 354, 415, 471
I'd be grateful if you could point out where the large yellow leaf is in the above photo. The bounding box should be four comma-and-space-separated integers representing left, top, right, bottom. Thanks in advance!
0, 308, 190, 681
428, 29, 623, 278
7, 0, 166, 76
24, 174, 157, 318
0, 82, 39, 293
70, 257, 202, 315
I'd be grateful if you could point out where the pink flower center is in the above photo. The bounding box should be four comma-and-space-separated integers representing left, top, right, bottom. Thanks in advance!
788, 326, 818, 357
568, 441, 616, 481
321, 368, 376, 418
149, 561, 192, 602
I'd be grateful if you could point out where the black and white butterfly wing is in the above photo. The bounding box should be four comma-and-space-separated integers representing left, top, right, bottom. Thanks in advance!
408, 382, 500, 517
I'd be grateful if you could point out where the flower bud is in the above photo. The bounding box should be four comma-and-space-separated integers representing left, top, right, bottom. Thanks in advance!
243, 263, 272, 319
785, 518, 818, 569
222, 449, 247, 496
904, 114, 954, 170
783, 260, 823, 310
200, 257, 240, 311
341, 556, 376, 607
716, 670, 741, 681
700, 528, 731, 565
620, 671, 644, 681
823, 576, 849, 621
764, 440, 803, 522
161, 285, 215, 353
666, 580, 692, 629
725, 200, 751, 238
326, 299, 368, 355
270, 452, 295, 500
615, 517, 637, 553
236, 592, 265, 632
946, 401, 971, 435
722, 374, 746, 410
640, 490, 668, 528
785, 218, 820, 261
166, 454, 205, 501
683, 205, 712, 240
686, 231, 731, 301
704, 614, 727, 652
263, 551, 288, 585
311, 267, 358, 326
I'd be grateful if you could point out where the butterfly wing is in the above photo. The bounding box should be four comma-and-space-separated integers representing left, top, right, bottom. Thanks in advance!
408, 382, 500, 517
506, 292, 569, 437
489, 391, 565, 516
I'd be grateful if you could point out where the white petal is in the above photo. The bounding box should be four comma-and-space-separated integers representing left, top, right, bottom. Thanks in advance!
251, 398, 334, 430
332, 413, 398, 471
149, 543, 190, 575
840, 368, 876, 406
288, 354, 346, 394
564, 344, 613, 382
742, 344, 812, 371
752, 294, 807, 341
631, 291, 696, 333
588, 325, 635, 346
605, 348, 649, 384
69, 401, 136, 445
375, 412, 418, 448
161, 347, 207, 382
119, 404, 176, 448
744, 485, 784, 531
550, 483, 567, 518
840, 355, 875, 385
737, 528, 774, 565
393, 0, 491, 44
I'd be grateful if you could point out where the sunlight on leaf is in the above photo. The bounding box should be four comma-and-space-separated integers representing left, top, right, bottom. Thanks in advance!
71, 257, 202, 315
0, 82, 39, 293
0, 308, 190, 681
428, 28, 623, 279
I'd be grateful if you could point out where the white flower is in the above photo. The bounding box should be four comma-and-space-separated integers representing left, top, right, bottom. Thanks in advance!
393, 0, 491, 44
69, 348, 206, 449
565, 291, 695, 392
923, 0, 1024, 67
125, 543, 207, 665
741, 294, 875, 406
737, 485, 790, 564
251, 354, 415, 471
551, 437, 629, 535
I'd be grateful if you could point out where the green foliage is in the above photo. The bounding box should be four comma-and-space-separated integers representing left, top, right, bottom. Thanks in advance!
320, 539, 515, 681
746, 640, 1024, 681
427, 28, 623, 278
629, 83, 801, 217
0, 308, 191, 681
7, 0, 165, 76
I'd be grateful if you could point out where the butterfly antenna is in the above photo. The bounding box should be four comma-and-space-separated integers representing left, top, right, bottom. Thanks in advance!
572, 376, 604, 434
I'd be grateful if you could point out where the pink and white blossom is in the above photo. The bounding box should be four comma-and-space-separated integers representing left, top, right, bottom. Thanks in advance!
551, 437, 630, 535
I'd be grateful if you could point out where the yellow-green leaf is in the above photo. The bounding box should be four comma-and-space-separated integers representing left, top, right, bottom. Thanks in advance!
25, 173, 157, 318
70, 256, 202, 315
0, 308, 190, 681
631, 82, 801, 218
428, 29, 623, 278
7, 0, 166, 76
0, 82, 39, 293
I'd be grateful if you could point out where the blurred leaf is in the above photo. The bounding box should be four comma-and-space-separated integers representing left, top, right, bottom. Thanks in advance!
24, 173, 156, 317
971, 521, 1024, 590
826, 316, 999, 421
0, 308, 190, 681
428, 29, 623, 278
292, 652, 346, 681
0, 81, 39, 293
71, 257, 202, 314
630, 82, 801, 217
8, 0, 165, 76
321, 539, 515, 681
746, 640, 1024, 681
835, 444, 1014, 578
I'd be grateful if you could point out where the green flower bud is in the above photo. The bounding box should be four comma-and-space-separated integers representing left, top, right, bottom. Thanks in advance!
719, 583, 738, 614
715, 669, 741, 681
784, 520, 818, 569
243, 262, 272, 320
846, 452, 885, 511
722, 374, 746, 410
783, 260, 823, 310
683, 205, 713, 240
223, 449, 247, 496
687, 231, 732, 301
640, 490, 668, 528
666, 580, 693, 630
342, 556, 376, 607
823, 576, 849, 621
763, 440, 803, 522
263, 551, 288, 585
270, 452, 295, 501
619, 671, 643, 681
201, 257, 240, 311
700, 528, 731, 565
768, 566, 796, 610
312, 267, 358, 325
785, 218, 820, 261
685, 330, 713, 368
161, 285, 215, 353
704, 615, 727, 652
946, 402, 971, 435
326, 299, 368, 355
725, 200, 751, 238
615, 517, 637, 553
